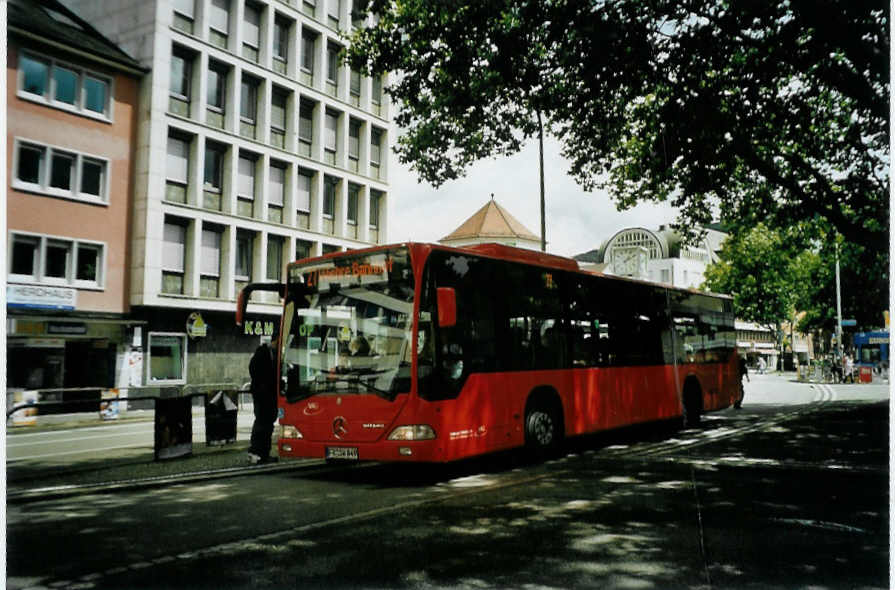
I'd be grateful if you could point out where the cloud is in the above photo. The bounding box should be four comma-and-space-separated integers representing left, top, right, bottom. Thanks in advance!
387, 136, 678, 257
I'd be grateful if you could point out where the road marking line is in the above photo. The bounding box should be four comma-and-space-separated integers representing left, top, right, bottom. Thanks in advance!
8, 443, 155, 461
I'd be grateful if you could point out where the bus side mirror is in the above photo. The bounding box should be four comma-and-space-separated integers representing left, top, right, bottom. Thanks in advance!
235, 282, 286, 326
236, 289, 248, 326
437, 287, 457, 328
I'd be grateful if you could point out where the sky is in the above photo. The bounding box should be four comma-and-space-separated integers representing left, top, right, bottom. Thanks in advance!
385, 134, 680, 259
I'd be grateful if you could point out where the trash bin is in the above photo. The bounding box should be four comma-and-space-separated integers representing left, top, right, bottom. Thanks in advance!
205, 391, 238, 446
859, 366, 873, 383
154, 397, 193, 461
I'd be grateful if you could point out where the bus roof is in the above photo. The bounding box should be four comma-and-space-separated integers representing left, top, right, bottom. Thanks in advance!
287, 241, 731, 300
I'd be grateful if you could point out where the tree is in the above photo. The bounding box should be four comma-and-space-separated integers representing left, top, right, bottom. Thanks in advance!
705, 223, 888, 358
346, 0, 888, 253
703, 224, 798, 332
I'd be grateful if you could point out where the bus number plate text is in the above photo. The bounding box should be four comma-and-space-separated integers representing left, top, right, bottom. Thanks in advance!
326, 446, 359, 460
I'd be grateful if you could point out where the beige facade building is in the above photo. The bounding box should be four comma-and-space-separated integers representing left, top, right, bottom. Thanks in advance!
6, 0, 145, 394
63, 0, 392, 385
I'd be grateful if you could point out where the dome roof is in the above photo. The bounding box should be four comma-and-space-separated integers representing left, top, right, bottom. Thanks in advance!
440, 198, 540, 244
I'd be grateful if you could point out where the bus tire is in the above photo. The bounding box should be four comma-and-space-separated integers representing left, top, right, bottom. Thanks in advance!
682, 379, 702, 428
524, 393, 563, 456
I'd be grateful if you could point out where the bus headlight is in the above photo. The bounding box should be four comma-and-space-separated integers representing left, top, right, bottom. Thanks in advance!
282, 424, 303, 439
387, 425, 435, 441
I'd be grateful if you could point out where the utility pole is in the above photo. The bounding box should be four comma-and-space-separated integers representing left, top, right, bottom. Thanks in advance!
537, 109, 546, 253
835, 240, 843, 360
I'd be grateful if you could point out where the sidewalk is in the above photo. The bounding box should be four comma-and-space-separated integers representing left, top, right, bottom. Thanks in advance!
6, 406, 318, 502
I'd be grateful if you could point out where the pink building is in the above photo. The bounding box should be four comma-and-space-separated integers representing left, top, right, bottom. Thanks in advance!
6, 0, 145, 395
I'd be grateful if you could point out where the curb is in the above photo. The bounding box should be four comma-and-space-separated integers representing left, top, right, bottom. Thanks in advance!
7, 457, 326, 504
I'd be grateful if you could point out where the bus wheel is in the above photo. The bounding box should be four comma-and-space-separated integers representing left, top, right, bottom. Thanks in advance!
524, 397, 563, 455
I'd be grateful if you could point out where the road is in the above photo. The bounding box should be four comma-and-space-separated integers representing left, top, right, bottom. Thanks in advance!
6, 374, 890, 590
6, 413, 255, 464
5, 373, 863, 462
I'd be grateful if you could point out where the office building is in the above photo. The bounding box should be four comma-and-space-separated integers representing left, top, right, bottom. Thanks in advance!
63, 0, 391, 385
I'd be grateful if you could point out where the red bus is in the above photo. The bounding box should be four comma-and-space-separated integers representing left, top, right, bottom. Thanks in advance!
236, 242, 740, 463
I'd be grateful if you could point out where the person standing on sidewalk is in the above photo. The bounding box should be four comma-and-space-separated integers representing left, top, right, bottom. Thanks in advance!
248, 334, 279, 464
735, 354, 749, 409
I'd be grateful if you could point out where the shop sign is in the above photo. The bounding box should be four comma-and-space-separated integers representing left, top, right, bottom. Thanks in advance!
186, 312, 207, 339
8, 320, 46, 336
48, 322, 87, 335
7, 285, 76, 310
243, 320, 275, 337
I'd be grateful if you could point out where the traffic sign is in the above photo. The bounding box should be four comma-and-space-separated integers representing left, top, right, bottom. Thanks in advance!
841, 319, 857, 327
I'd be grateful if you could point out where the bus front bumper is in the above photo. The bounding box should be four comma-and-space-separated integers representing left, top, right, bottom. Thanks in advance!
278, 438, 445, 462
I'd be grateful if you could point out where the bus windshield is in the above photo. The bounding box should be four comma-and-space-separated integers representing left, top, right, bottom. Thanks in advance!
280, 248, 415, 402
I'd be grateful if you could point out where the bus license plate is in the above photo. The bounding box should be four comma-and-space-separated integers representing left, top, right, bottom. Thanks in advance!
326, 446, 358, 460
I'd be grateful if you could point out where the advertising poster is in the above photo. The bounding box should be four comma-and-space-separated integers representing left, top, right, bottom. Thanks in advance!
10, 390, 38, 426
154, 397, 193, 460
100, 389, 120, 420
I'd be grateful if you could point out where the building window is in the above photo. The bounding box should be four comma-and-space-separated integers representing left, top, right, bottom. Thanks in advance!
235, 230, 254, 287
237, 153, 257, 217
348, 119, 360, 171
327, 0, 340, 28
268, 163, 286, 223
296, 169, 312, 229
240, 75, 258, 138
148, 332, 187, 384
273, 17, 290, 72
204, 143, 225, 193
166, 133, 190, 203
10, 235, 40, 280
53, 65, 78, 105
302, 0, 316, 18
44, 240, 72, 281
270, 88, 288, 148
296, 170, 312, 212
13, 139, 109, 204
50, 151, 75, 191
83, 76, 108, 114
209, 0, 230, 48
324, 110, 338, 164
162, 219, 187, 294
242, 2, 261, 62
206, 61, 227, 126
200, 225, 222, 298
370, 127, 382, 177
371, 75, 382, 105
298, 99, 314, 156
170, 46, 193, 116
369, 190, 381, 228
76, 243, 101, 283
295, 239, 312, 260
349, 69, 361, 105
18, 52, 111, 118
301, 29, 316, 76
172, 0, 195, 33
323, 177, 336, 218
237, 154, 257, 199
9, 232, 105, 288
267, 235, 284, 281
17, 143, 44, 185
326, 43, 340, 94
347, 184, 359, 225
20, 54, 49, 96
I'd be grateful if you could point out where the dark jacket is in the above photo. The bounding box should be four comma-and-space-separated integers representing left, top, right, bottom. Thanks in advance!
249, 343, 278, 416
